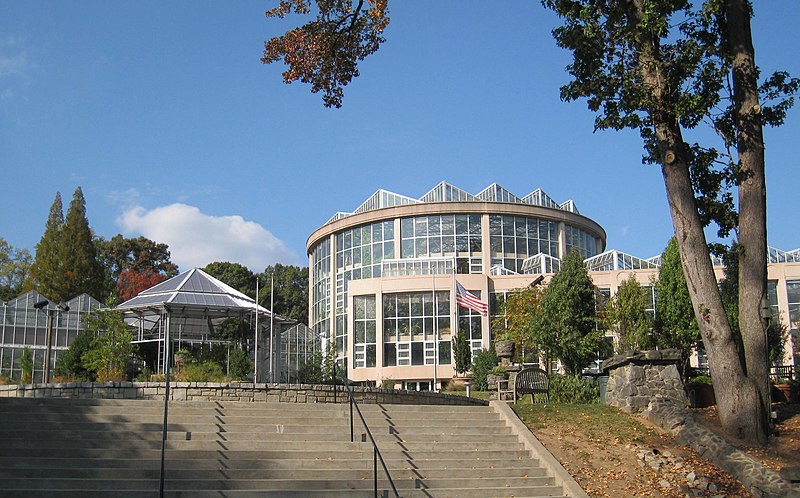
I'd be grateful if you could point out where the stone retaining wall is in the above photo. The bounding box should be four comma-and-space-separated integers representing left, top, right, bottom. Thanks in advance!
603, 349, 686, 413
0, 381, 488, 406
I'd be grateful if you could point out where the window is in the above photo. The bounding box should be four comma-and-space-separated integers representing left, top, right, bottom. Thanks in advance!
400, 215, 482, 273
489, 215, 561, 273
353, 296, 376, 369
383, 292, 451, 366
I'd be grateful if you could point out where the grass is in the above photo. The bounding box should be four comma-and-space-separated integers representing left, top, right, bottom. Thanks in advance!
512, 401, 658, 446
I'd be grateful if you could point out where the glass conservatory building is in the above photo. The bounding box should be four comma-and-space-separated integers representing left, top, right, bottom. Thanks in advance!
307, 181, 800, 390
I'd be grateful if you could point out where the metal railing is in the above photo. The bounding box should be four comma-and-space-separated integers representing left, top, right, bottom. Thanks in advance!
333, 364, 400, 498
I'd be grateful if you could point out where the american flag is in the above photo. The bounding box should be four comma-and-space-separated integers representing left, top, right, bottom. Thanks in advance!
455, 282, 488, 316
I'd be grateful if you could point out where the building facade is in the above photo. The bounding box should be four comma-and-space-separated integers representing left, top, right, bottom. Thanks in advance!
307, 182, 800, 390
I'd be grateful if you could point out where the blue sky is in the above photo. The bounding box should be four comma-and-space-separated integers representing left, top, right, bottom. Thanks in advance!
2, 1, 798, 272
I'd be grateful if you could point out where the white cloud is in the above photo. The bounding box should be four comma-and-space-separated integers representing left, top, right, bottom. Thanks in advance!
118, 204, 299, 272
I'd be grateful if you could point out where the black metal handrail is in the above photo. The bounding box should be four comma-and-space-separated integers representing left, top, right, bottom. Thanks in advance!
333, 364, 400, 498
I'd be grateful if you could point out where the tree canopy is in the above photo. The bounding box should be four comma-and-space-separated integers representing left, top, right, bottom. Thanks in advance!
536, 250, 604, 375
60, 187, 105, 301
25, 192, 67, 301
0, 238, 32, 301
608, 275, 653, 354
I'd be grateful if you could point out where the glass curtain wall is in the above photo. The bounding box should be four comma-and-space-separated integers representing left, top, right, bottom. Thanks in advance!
353, 296, 376, 368
383, 291, 451, 367
565, 225, 599, 259
489, 215, 560, 273
400, 215, 482, 274
334, 221, 395, 356
310, 238, 331, 346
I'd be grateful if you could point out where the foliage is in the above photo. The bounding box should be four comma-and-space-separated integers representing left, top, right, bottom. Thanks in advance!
258, 264, 309, 324
607, 275, 653, 353
541, 0, 798, 442
262, 0, 390, 108
535, 250, 604, 375
25, 192, 66, 301
19, 347, 34, 383
653, 238, 700, 377
228, 347, 252, 380
471, 348, 499, 391
174, 361, 226, 382
204, 262, 257, 298
55, 329, 97, 381
492, 285, 544, 363
116, 268, 166, 302
718, 243, 788, 365
549, 374, 600, 404
81, 310, 137, 381
96, 234, 178, 303
452, 330, 471, 375
688, 375, 713, 385
295, 350, 325, 384
60, 187, 106, 301
214, 318, 252, 347
0, 238, 32, 301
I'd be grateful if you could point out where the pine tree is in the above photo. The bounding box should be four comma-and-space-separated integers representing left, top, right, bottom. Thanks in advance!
61, 187, 105, 300
654, 238, 699, 378
25, 192, 67, 301
537, 249, 603, 375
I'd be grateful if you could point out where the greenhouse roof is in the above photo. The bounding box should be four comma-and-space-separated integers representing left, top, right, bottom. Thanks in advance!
115, 268, 276, 319
325, 181, 580, 224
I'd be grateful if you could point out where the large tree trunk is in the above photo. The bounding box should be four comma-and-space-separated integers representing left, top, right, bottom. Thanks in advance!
727, 0, 771, 439
627, 0, 768, 443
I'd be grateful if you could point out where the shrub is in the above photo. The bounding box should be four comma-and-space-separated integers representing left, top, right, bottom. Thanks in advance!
174, 361, 226, 382
687, 375, 713, 384
471, 348, 499, 391
228, 348, 252, 381
550, 374, 600, 403
19, 347, 33, 384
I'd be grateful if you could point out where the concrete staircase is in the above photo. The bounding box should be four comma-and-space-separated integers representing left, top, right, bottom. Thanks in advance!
0, 397, 575, 497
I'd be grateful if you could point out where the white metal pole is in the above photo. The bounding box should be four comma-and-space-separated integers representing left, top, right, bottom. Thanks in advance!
255, 278, 259, 383
432, 271, 437, 391
270, 275, 275, 383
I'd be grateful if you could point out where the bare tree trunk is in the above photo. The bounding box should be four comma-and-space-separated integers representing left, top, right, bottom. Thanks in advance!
727, 0, 771, 440
627, 0, 768, 443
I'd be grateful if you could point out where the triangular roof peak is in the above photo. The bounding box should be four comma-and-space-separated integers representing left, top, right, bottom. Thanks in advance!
476, 183, 521, 203
420, 181, 474, 203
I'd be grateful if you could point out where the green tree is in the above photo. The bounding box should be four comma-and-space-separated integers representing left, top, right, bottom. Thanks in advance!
471, 348, 499, 391
259, 264, 309, 324
204, 261, 257, 298
536, 250, 603, 375
81, 310, 137, 381
96, 235, 178, 302
54, 329, 97, 381
452, 329, 471, 375
295, 350, 325, 384
263, 0, 798, 442
61, 187, 106, 301
541, 0, 798, 443
19, 347, 34, 383
654, 238, 700, 379
228, 347, 253, 380
492, 286, 545, 363
25, 192, 67, 301
0, 238, 32, 301
608, 275, 653, 354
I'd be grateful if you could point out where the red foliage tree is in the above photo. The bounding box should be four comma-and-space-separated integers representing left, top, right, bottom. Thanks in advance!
117, 269, 166, 302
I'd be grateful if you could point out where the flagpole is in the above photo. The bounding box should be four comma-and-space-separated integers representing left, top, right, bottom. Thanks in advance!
255, 278, 259, 383
432, 269, 437, 391
270, 275, 275, 383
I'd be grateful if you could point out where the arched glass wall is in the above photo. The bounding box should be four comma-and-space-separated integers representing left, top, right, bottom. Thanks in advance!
489, 215, 560, 273
310, 238, 331, 344
400, 214, 483, 274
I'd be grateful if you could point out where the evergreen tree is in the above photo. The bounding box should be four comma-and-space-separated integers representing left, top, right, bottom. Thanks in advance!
654, 238, 700, 378
608, 275, 652, 354
25, 192, 67, 301
61, 187, 105, 300
537, 250, 603, 375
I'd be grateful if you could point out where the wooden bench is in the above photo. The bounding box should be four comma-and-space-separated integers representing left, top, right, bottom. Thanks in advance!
496, 367, 550, 403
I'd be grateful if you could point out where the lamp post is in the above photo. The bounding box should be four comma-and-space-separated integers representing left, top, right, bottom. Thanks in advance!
33, 300, 69, 383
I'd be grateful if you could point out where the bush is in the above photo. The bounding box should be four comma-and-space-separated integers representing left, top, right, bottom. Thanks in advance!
19, 347, 33, 384
228, 348, 252, 381
471, 348, 499, 391
550, 374, 600, 403
687, 375, 713, 384
174, 361, 226, 382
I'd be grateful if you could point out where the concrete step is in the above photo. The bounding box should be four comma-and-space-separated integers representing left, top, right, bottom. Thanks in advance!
0, 436, 525, 452
0, 466, 549, 480
0, 476, 558, 491
0, 456, 541, 471
0, 447, 534, 461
